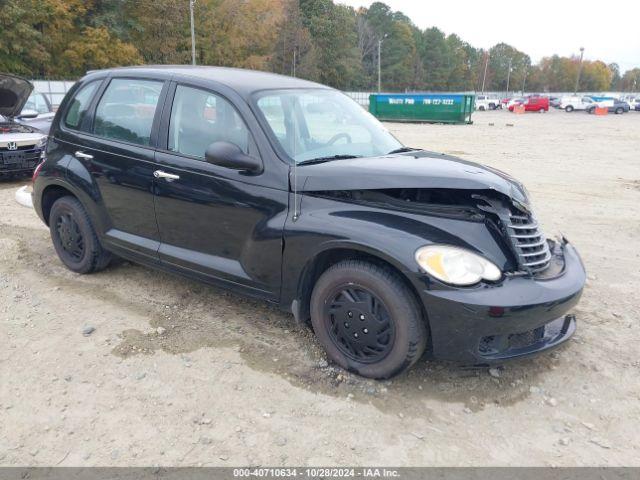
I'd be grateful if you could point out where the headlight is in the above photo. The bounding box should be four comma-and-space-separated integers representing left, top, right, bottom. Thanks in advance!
415, 245, 502, 286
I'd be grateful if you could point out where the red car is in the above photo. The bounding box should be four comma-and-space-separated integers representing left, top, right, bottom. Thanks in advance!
508, 96, 549, 112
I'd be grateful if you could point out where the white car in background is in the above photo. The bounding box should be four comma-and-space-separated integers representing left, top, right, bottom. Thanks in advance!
0, 73, 47, 178
559, 96, 598, 112
475, 94, 501, 110
625, 97, 639, 111
506, 97, 524, 109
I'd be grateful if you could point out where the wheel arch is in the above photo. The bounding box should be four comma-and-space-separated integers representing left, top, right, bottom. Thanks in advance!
290, 244, 429, 333
40, 184, 78, 226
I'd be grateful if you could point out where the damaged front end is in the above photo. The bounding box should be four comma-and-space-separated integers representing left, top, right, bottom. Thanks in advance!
305, 187, 560, 279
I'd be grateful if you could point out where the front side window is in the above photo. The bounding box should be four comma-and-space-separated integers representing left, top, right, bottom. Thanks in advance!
168, 85, 250, 159
255, 89, 402, 163
93, 78, 163, 146
64, 81, 100, 130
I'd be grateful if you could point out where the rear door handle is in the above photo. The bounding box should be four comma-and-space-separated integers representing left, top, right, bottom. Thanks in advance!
75, 151, 93, 160
153, 170, 180, 181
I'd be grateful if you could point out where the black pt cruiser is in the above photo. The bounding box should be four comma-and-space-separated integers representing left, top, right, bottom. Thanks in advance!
33, 66, 586, 379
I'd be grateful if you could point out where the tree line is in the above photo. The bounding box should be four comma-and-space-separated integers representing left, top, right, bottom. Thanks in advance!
1, 0, 639, 92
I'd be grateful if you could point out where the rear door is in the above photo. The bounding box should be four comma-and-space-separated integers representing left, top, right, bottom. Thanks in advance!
153, 82, 288, 300
64, 76, 169, 262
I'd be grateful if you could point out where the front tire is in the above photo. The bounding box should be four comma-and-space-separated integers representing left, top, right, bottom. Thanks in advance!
565, 105, 574, 112
310, 260, 427, 379
615, 107, 624, 114
49, 196, 112, 274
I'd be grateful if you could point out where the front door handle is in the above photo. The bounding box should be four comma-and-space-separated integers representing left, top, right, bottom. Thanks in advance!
153, 170, 180, 182
75, 151, 93, 160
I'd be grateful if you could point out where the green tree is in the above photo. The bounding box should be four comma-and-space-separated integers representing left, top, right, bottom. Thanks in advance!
487, 43, 531, 93
298, 0, 361, 89
620, 68, 640, 91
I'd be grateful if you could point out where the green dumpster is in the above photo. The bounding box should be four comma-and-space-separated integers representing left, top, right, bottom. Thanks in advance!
369, 93, 475, 124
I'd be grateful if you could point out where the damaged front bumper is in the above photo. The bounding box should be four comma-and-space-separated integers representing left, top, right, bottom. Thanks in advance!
418, 237, 586, 365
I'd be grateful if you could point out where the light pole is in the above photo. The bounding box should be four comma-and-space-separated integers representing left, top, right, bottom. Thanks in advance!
377, 34, 388, 93
481, 52, 489, 93
190, 0, 197, 65
574, 47, 585, 94
505, 57, 513, 95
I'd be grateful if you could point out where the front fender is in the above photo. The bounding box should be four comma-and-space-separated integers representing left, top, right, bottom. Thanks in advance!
280, 193, 510, 311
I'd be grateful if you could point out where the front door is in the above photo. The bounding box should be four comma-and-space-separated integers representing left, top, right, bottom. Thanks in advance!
153, 84, 287, 300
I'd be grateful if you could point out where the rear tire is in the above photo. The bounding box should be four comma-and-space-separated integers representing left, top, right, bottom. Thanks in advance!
49, 196, 111, 274
565, 106, 574, 112
310, 260, 427, 379
615, 107, 624, 114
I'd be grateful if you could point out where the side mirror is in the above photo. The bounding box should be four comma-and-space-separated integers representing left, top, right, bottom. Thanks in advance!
205, 141, 262, 174
18, 109, 39, 119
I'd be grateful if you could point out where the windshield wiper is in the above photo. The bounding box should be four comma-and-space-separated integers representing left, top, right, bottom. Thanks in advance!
296, 154, 362, 166
387, 147, 422, 155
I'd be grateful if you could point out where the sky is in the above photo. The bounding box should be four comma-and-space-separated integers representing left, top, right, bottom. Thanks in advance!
337, 0, 640, 73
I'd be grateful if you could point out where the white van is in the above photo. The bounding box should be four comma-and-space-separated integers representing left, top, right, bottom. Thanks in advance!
559, 96, 597, 112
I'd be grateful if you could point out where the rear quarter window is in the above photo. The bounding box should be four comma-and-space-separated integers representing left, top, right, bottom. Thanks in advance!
64, 81, 101, 131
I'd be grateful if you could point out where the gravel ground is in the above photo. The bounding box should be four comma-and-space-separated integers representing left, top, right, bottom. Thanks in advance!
1, 109, 639, 466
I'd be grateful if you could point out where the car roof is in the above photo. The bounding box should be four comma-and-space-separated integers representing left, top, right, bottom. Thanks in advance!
89, 65, 331, 98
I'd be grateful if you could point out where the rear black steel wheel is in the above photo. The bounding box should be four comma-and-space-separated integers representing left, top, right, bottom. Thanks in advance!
310, 260, 427, 379
49, 196, 111, 274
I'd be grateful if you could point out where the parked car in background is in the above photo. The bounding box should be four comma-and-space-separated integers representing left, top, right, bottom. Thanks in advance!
0, 73, 47, 178
635, 103, 640, 112
549, 96, 562, 108
626, 97, 639, 111
506, 97, 524, 109
586, 99, 630, 114
559, 96, 597, 112
18, 91, 55, 134
475, 94, 501, 110
32, 66, 585, 379
509, 96, 549, 112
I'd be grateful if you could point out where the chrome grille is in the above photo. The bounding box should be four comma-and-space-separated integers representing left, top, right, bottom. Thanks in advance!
507, 213, 551, 272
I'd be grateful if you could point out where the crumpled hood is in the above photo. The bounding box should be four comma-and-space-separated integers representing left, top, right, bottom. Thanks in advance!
292, 151, 531, 208
0, 73, 33, 118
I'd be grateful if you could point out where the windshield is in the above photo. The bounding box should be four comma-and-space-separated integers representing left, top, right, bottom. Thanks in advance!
255, 89, 402, 163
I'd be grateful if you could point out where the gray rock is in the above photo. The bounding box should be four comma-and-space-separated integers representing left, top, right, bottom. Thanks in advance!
82, 326, 95, 336
156, 327, 166, 335
488, 367, 502, 378
317, 360, 329, 369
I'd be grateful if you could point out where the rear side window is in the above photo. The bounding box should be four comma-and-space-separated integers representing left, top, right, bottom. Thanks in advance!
64, 81, 100, 130
168, 85, 250, 159
93, 79, 163, 146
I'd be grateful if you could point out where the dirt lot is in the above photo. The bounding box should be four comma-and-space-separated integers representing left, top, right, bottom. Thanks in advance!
1, 109, 639, 467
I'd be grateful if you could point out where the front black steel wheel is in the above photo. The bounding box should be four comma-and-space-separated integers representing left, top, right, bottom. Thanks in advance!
325, 285, 395, 364
310, 260, 428, 379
